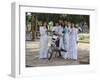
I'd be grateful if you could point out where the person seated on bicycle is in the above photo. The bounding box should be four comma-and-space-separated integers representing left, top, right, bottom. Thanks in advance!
52, 21, 67, 51
52, 22, 60, 47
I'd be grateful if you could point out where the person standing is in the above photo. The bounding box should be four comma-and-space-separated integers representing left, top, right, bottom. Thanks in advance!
70, 23, 78, 60
67, 21, 73, 59
39, 22, 48, 59
62, 20, 69, 59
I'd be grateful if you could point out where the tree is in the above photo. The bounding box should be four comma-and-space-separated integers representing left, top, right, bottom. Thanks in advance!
26, 12, 90, 40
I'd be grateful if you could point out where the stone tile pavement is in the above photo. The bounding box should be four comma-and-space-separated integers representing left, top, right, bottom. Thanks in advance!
25, 40, 89, 67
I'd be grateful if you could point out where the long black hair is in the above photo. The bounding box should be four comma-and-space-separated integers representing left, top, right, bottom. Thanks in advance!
71, 22, 77, 28
54, 21, 59, 26
42, 21, 48, 30
58, 20, 65, 28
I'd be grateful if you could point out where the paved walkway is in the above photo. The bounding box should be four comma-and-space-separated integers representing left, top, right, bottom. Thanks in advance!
26, 40, 89, 67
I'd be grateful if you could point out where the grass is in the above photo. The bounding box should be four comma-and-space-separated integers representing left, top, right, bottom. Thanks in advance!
78, 33, 89, 43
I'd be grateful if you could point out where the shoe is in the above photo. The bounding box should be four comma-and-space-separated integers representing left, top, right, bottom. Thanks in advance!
60, 48, 67, 52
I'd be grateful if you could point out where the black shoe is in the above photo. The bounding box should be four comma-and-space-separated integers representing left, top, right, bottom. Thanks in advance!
60, 48, 67, 52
